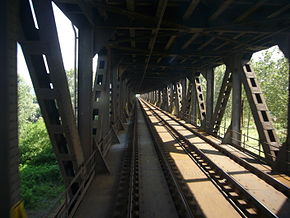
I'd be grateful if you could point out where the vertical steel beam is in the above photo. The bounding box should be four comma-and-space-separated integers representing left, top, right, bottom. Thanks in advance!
112, 64, 123, 130
210, 68, 232, 134
119, 79, 127, 122
161, 86, 169, 111
206, 68, 214, 130
194, 74, 206, 127
0, 0, 20, 215
225, 57, 242, 146
172, 82, 181, 116
190, 76, 197, 125
180, 78, 187, 119
92, 53, 110, 143
183, 78, 191, 122
78, 22, 94, 160
169, 84, 174, 113
156, 89, 162, 107
276, 37, 290, 174
176, 82, 182, 117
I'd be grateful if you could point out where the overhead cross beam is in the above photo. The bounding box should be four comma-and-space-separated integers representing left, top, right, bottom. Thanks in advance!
209, 0, 234, 21
183, 0, 200, 20
138, 0, 168, 91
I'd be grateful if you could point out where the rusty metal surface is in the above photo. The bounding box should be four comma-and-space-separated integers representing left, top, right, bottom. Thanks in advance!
144, 100, 290, 217
74, 130, 128, 218
137, 103, 178, 218
141, 100, 242, 218
156, 104, 290, 196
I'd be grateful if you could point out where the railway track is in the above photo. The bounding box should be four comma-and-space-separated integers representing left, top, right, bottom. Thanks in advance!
113, 99, 289, 217
140, 98, 289, 218
113, 103, 201, 218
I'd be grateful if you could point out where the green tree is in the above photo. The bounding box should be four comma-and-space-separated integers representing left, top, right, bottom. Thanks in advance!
250, 47, 288, 131
66, 69, 77, 111
18, 77, 39, 134
19, 119, 63, 209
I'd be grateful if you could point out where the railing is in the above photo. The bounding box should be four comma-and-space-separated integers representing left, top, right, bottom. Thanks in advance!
46, 146, 97, 217
177, 114, 282, 163
216, 123, 282, 162
44, 125, 120, 218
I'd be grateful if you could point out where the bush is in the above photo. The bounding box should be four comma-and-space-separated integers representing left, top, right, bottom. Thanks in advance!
19, 119, 64, 209
20, 164, 64, 208
19, 119, 56, 165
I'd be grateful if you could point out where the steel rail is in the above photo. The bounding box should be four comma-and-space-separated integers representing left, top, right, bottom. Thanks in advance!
145, 100, 290, 198
127, 104, 139, 218
141, 99, 277, 218
139, 100, 200, 218
147, 107, 247, 217
112, 104, 136, 218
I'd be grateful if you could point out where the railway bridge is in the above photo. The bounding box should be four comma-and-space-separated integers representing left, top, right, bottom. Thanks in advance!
1, 0, 290, 217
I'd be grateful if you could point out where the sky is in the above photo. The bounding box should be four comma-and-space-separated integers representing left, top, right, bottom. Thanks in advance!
17, 3, 284, 87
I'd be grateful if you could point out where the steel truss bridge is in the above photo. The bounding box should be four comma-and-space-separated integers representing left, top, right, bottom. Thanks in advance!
1, 0, 290, 217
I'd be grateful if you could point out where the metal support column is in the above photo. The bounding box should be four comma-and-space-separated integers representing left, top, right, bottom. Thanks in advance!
180, 78, 187, 119
225, 57, 242, 146
206, 68, 214, 131
190, 76, 197, 125
78, 22, 94, 160
210, 68, 232, 134
276, 36, 290, 174
169, 84, 174, 113
92, 52, 110, 148
194, 74, 206, 127
172, 82, 181, 116
0, 0, 21, 215
112, 64, 123, 130
156, 89, 162, 107
176, 82, 182, 117
161, 87, 169, 111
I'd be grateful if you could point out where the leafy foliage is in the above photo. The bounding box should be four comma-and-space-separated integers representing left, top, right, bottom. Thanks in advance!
18, 77, 40, 134
251, 47, 288, 129
18, 77, 64, 211
213, 47, 288, 143
19, 119, 64, 209
19, 119, 56, 165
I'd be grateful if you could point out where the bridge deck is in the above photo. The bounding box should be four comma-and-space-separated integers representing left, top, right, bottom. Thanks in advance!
74, 129, 128, 218
141, 101, 241, 218
73, 100, 289, 218
151, 106, 289, 217
160, 109, 290, 188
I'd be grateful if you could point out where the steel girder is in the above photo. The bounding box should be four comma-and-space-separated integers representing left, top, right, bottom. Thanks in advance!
171, 82, 182, 116
111, 65, 124, 131
206, 69, 214, 130
275, 38, 290, 174
194, 75, 206, 127
142, 62, 281, 166
161, 87, 169, 111
92, 53, 117, 155
20, 0, 85, 188
78, 22, 94, 160
242, 64, 280, 163
156, 90, 162, 108
180, 78, 187, 119
210, 68, 232, 135
169, 84, 175, 113
1, 0, 21, 214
